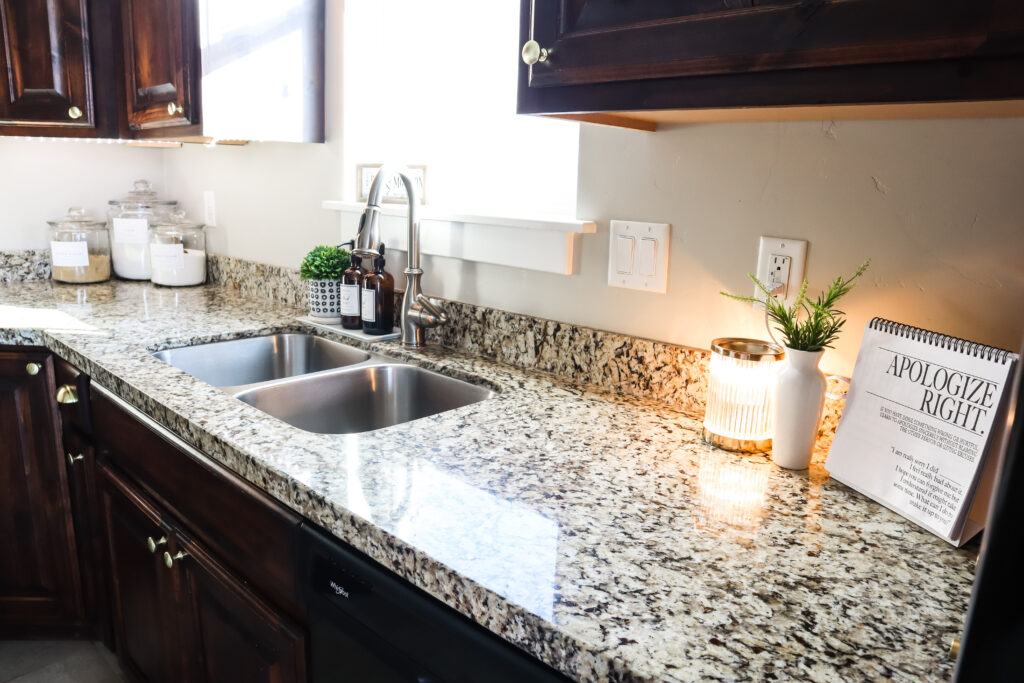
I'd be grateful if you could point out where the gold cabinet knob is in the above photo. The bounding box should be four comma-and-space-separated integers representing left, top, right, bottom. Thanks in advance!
56, 384, 78, 404
68, 105, 83, 119
949, 637, 961, 659
521, 40, 549, 65
66, 453, 85, 466
167, 102, 184, 116
164, 550, 188, 568
25, 363, 41, 376
147, 536, 167, 553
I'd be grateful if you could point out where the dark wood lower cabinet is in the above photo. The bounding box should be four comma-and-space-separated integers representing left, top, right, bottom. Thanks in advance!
93, 388, 307, 683
3, 350, 308, 680
0, 348, 84, 635
178, 537, 307, 683
100, 464, 181, 683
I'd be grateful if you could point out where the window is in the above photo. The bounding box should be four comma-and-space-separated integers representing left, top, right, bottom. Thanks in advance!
341, 0, 579, 216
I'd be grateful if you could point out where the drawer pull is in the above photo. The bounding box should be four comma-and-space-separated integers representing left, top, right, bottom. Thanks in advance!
67, 453, 85, 466
56, 384, 79, 404
167, 102, 184, 116
147, 536, 167, 553
164, 550, 188, 568
25, 363, 41, 376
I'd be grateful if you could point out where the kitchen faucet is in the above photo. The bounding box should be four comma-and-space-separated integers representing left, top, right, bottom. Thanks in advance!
353, 166, 448, 347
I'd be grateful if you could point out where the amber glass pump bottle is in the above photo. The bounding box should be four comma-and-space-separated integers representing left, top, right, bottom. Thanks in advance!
340, 251, 365, 330
361, 243, 394, 335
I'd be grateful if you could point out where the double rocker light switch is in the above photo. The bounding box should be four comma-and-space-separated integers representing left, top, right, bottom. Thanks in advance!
607, 220, 670, 293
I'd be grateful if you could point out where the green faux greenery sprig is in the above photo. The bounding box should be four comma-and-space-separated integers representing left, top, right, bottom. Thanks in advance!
721, 259, 870, 352
300, 245, 349, 281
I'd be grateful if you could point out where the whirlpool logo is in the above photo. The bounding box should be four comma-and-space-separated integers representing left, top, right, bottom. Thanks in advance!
329, 579, 350, 598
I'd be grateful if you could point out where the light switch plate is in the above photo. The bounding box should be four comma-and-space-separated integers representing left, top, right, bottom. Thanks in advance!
607, 220, 670, 293
755, 236, 807, 305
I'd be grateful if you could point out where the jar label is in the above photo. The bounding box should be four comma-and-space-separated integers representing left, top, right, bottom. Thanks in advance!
150, 243, 185, 270
112, 217, 149, 245
361, 289, 376, 323
340, 284, 360, 316
50, 240, 89, 267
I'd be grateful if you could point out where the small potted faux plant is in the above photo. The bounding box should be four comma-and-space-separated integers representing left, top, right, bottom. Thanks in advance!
301, 245, 350, 323
722, 259, 869, 469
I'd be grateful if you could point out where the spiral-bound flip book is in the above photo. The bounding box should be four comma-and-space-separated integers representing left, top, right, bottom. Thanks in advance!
827, 318, 1019, 546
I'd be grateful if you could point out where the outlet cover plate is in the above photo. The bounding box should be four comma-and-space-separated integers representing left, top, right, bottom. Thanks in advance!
607, 220, 670, 293
755, 236, 806, 304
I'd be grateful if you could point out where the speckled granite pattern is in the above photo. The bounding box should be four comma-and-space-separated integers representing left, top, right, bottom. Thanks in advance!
208, 253, 307, 308
0, 249, 51, 283
0, 280, 975, 683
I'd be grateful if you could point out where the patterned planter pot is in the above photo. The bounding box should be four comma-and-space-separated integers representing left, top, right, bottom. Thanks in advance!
307, 279, 342, 323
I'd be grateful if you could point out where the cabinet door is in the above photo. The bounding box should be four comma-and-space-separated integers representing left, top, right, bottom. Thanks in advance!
0, 0, 94, 130
0, 350, 83, 632
99, 464, 181, 683
120, 0, 200, 132
175, 536, 307, 683
524, 0, 1024, 89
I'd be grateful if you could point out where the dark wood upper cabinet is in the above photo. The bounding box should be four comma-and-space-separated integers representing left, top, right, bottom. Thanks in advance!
0, 349, 84, 635
121, 0, 201, 134
0, 0, 324, 141
0, 0, 95, 132
519, 0, 1024, 128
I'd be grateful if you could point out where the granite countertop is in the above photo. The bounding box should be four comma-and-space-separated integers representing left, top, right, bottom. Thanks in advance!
0, 280, 976, 682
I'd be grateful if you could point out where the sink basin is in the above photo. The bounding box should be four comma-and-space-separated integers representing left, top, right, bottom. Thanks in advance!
233, 364, 496, 434
153, 334, 370, 388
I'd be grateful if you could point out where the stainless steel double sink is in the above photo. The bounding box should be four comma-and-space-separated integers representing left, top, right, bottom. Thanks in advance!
152, 334, 495, 434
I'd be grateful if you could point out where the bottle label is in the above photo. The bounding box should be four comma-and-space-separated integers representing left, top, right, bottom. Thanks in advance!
112, 217, 149, 245
361, 289, 376, 323
50, 241, 89, 267
340, 284, 360, 316
150, 243, 185, 270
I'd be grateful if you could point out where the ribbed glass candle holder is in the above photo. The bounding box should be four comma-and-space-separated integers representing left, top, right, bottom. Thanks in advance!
703, 338, 784, 452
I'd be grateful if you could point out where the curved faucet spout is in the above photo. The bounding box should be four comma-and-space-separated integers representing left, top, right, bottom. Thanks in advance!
355, 166, 447, 347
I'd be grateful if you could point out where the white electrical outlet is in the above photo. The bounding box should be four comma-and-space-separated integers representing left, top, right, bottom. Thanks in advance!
203, 190, 217, 227
755, 236, 806, 304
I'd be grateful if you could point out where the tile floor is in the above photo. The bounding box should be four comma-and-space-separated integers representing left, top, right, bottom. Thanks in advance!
0, 641, 126, 683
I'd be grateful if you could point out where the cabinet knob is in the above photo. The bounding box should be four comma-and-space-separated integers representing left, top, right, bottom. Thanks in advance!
66, 453, 85, 466
166, 102, 184, 116
25, 363, 41, 376
521, 40, 549, 65
56, 384, 79, 404
949, 637, 961, 660
147, 536, 167, 553
164, 550, 188, 568
68, 106, 83, 119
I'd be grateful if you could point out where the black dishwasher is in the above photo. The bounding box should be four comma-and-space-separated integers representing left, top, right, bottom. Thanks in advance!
299, 523, 570, 683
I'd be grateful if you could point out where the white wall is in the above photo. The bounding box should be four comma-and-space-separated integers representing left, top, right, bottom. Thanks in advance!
0, 139, 163, 249
160, 116, 1024, 377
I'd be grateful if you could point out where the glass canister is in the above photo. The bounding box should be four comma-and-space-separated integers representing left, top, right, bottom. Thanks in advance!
149, 210, 207, 287
108, 179, 179, 281
48, 207, 111, 284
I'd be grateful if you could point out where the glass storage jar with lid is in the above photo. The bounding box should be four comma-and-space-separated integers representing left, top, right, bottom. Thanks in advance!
108, 179, 179, 281
149, 210, 207, 287
48, 207, 111, 284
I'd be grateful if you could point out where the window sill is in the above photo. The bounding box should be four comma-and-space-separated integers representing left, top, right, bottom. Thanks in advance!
322, 201, 597, 275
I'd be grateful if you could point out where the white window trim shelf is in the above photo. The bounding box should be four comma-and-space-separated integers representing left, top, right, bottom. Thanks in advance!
322, 200, 597, 275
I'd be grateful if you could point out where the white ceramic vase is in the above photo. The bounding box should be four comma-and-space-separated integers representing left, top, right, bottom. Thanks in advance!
772, 348, 827, 470
307, 279, 342, 323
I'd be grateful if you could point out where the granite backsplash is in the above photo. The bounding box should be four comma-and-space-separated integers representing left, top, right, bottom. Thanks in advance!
0, 249, 844, 442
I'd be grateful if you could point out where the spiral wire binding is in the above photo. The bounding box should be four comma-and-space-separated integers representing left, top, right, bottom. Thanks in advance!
869, 317, 1016, 364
